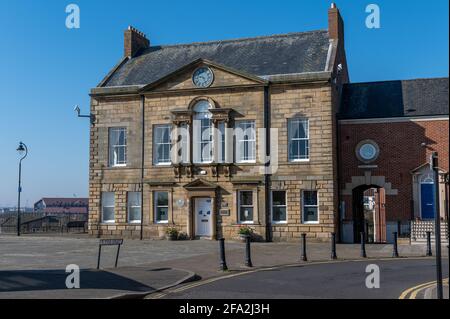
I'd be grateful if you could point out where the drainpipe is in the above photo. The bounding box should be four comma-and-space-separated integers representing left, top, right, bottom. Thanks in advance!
264, 85, 272, 242
140, 94, 145, 240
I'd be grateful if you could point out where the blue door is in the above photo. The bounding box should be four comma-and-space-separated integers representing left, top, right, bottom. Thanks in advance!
421, 183, 435, 219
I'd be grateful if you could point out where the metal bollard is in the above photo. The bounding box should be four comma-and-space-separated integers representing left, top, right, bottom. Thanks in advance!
426, 231, 432, 256
331, 232, 337, 260
244, 235, 253, 267
219, 238, 228, 271
301, 233, 308, 261
360, 232, 367, 258
392, 232, 399, 258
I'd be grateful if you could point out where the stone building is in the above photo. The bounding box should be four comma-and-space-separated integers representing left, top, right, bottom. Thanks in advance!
88, 4, 449, 243
88, 4, 348, 241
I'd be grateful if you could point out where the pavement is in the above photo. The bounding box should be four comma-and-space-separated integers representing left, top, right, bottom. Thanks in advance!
0, 234, 448, 299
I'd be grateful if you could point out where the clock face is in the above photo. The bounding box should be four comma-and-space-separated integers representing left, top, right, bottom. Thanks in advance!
359, 143, 377, 161
192, 67, 214, 88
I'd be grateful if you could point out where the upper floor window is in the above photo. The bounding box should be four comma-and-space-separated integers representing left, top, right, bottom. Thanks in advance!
109, 127, 127, 167
153, 124, 172, 165
217, 121, 226, 163
192, 100, 213, 163
235, 121, 256, 163
288, 118, 309, 162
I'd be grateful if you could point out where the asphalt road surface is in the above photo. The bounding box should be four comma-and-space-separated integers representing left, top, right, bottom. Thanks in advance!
159, 258, 449, 299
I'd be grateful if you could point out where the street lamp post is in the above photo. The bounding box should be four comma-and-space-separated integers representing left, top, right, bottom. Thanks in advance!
430, 152, 443, 299
16, 142, 28, 236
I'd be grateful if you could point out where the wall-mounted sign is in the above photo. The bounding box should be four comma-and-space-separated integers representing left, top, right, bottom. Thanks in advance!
220, 209, 230, 216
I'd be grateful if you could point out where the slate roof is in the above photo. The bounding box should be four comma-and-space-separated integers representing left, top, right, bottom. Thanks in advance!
340, 78, 449, 119
102, 30, 331, 87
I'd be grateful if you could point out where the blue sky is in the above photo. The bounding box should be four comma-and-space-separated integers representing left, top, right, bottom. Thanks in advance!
0, 0, 448, 207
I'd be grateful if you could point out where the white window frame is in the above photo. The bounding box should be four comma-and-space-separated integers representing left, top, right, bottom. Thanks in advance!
302, 190, 319, 224
101, 192, 115, 223
217, 121, 226, 163
288, 118, 310, 162
271, 191, 288, 224
154, 191, 169, 224
238, 190, 254, 224
235, 121, 256, 164
109, 127, 127, 167
153, 124, 172, 166
127, 192, 142, 224
192, 102, 213, 164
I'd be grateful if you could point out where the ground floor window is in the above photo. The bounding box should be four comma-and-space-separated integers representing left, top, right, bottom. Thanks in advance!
238, 190, 254, 223
154, 191, 169, 223
302, 190, 318, 224
272, 191, 287, 223
128, 192, 141, 223
102, 192, 115, 223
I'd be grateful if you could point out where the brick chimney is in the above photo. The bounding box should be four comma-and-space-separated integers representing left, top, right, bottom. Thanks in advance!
124, 26, 150, 58
328, 3, 344, 45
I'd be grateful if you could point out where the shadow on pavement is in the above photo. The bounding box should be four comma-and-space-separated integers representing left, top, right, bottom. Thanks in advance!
0, 269, 153, 293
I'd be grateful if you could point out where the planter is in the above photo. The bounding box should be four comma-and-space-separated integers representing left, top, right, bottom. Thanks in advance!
166, 234, 177, 241
239, 234, 251, 242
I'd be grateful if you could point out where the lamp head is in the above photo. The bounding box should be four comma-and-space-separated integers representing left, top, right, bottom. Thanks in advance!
17, 142, 26, 157
74, 105, 81, 116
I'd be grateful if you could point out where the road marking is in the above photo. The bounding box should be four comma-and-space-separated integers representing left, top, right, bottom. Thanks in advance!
145, 256, 439, 299
399, 278, 449, 299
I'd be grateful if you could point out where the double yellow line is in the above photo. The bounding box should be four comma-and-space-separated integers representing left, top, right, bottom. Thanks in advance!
399, 278, 449, 299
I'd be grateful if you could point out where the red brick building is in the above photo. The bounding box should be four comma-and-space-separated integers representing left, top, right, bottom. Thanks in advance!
338, 78, 449, 243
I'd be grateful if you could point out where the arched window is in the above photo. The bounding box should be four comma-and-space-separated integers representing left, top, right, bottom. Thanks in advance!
192, 100, 213, 163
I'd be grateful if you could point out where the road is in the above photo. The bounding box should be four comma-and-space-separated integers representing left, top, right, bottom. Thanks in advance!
155, 258, 449, 299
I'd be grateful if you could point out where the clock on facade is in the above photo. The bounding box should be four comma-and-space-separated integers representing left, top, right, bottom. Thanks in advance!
356, 140, 379, 163
192, 67, 214, 88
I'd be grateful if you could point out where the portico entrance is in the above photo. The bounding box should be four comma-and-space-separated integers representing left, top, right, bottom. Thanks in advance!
184, 178, 218, 239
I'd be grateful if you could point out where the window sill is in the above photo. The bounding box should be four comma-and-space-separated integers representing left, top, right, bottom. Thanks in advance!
101, 221, 115, 225
153, 163, 172, 167
109, 164, 127, 168
288, 159, 310, 163
272, 221, 288, 225
302, 222, 320, 225
155, 221, 169, 225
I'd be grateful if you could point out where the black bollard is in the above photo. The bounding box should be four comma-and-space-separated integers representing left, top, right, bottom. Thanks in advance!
360, 232, 367, 258
426, 231, 432, 256
301, 233, 308, 261
331, 232, 337, 260
392, 232, 399, 258
244, 235, 253, 267
219, 238, 228, 271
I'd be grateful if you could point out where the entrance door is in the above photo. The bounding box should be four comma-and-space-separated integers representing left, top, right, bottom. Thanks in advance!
195, 198, 212, 237
421, 183, 435, 219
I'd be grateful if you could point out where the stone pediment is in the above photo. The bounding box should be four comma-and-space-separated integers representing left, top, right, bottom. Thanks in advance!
183, 178, 218, 191
140, 59, 267, 93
